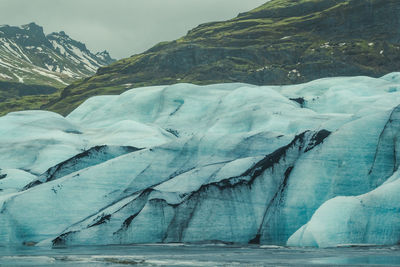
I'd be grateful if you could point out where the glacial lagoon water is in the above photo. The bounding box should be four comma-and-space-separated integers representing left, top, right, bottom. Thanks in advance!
1, 244, 400, 266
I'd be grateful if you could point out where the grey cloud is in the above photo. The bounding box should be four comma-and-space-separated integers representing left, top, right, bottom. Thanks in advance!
0, 0, 267, 59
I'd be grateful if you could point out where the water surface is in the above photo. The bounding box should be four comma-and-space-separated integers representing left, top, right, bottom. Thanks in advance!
1, 244, 400, 266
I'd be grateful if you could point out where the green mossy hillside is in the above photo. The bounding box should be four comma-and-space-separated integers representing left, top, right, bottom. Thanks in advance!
0, 81, 60, 116
48, 0, 400, 115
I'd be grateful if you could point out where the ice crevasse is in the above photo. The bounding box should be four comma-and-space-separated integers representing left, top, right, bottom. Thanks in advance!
1, 73, 400, 248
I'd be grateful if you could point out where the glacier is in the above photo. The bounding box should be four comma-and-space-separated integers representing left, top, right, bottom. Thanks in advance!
1, 73, 400, 248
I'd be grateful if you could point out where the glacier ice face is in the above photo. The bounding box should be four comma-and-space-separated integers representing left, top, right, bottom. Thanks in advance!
0, 169, 37, 196
287, 170, 400, 248
0, 111, 85, 174
1, 74, 400, 247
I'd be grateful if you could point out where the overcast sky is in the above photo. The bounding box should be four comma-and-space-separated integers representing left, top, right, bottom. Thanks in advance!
0, 0, 267, 59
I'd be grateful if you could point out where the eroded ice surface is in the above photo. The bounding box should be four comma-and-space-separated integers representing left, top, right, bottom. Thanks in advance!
1, 73, 400, 247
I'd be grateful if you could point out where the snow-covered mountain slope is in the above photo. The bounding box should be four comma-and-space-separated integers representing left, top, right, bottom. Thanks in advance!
0, 22, 115, 116
1, 73, 400, 248
0, 23, 115, 87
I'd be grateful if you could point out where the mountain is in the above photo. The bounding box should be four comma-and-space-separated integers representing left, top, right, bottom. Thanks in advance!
0, 22, 115, 115
1, 73, 400, 247
46, 0, 400, 115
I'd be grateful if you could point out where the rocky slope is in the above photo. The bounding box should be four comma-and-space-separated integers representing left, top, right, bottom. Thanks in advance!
1, 73, 400, 247
47, 0, 400, 115
0, 22, 115, 115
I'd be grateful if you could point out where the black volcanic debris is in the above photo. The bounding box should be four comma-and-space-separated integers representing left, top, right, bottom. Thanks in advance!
22, 180, 42, 191
165, 128, 179, 137
122, 213, 140, 229
52, 231, 77, 247
112, 190, 152, 235
42, 145, 140, 182
63, 129, 83, 134
22, 145, 141, 191
304, 129, 331, 152
249, 234, 261, 244
241, 132, 307, 181
88, 214, 112, 228
283, 166, 294, 188
289, 97, 305, 108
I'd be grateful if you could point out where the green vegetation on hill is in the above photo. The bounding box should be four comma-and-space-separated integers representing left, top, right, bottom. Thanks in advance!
43, 0, 400, 115
0, 81, 59, 116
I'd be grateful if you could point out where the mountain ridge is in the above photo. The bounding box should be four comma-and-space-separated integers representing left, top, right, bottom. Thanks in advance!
0, 22, 115, 115
46, 0, 400, 115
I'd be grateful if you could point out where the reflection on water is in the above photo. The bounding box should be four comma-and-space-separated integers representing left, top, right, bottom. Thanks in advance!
1, 244, 400, 266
